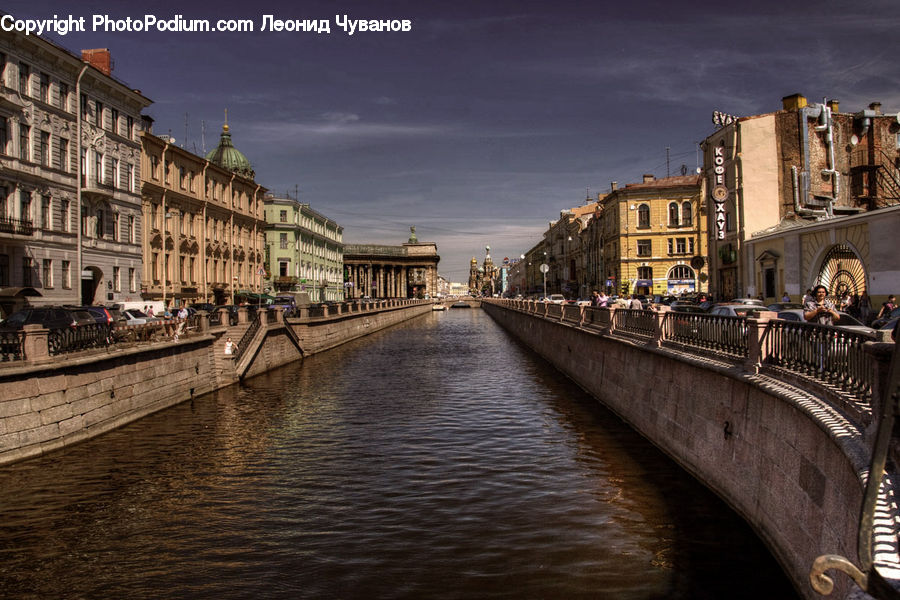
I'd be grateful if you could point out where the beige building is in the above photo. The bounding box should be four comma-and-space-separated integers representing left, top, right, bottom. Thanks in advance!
343, 228, 440, 299
140, 124, 267, 307
599, 174, 706, 297
702, 94, 900, 302
0, 33, 150, 311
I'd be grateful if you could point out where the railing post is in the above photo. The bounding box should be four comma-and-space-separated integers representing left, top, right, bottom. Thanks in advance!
273, 308, 284, 324
237, 307, 249, 324
23, 324, 50, 363
607, 306, 618, 334
864, 342, 895, 444
199, 311, 210, 333
744, 312, 775, 373
653, 306, 669, 347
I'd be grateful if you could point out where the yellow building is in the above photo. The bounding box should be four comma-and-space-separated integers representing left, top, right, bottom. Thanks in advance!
600, 174, 707, 297
140, 124, 267, 307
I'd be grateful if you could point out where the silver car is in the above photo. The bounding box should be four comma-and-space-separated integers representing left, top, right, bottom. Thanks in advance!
776, 309, 875, 335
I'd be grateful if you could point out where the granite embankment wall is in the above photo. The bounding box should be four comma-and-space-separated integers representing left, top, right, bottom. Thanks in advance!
482, 301, 887, 600
0, 301, 432, 466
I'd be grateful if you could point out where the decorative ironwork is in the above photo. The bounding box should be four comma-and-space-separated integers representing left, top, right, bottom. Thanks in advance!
232, 314, 261, 363
818, 244, 867, 298
0, 216, 34, 235
662, 312, 749, 358
0, 331, 24, 361
613, 308, 656, 340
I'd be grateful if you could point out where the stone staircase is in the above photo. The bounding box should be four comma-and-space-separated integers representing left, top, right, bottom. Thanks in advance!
210, 323, 251, 386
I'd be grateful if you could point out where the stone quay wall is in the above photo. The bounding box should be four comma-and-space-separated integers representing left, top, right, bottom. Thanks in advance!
482, 301, 892, 600
0, 301, 432, 467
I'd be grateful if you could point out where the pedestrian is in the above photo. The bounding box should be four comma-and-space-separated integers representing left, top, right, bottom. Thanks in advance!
877, 295, 897, 321
146, 305, 154, 318
591, 290, 601, 306
859, 291, 872, 324
224, 337, 236, 356
597, 290, 609, 307
177, 306, 188, 320
803, 285, 840, 326
781, 292, 790, 303
629, 295, 643, 310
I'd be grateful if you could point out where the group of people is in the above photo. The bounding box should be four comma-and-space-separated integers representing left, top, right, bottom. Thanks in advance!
802, 287, 897, 338
588, 291, 647, 310
142, 305, 190, 320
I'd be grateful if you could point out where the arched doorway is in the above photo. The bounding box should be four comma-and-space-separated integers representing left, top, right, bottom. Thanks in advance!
81, 266, 103, 305
816, 244, 866, 298
667, 265, 696, 296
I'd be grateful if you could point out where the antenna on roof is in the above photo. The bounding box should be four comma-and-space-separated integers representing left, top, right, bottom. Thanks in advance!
201, 120, 207, 154
183, 113, 188, 149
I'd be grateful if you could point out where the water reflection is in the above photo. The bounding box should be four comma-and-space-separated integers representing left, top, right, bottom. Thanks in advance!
0, 310, 797, 599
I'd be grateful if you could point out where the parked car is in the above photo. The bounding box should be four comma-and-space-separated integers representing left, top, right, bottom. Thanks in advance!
775, 309, 876, 336
547, 294, 566, 304
0, 307, 85, 331
872, 306, 900, 329
66, 305, 118, 341
708, 303, 766, 318
766, 302, 804, 312
575, 298, 592, 306
727, 298, 766, 306
190, 303, 216, 313
668, 304, 709, 314
121, 309, 157, 326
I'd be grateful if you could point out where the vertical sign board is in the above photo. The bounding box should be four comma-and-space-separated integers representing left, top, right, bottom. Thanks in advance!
711, 143, 729, 240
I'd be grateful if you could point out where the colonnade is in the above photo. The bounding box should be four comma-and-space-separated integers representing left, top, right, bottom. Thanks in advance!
346, 263, 417, 298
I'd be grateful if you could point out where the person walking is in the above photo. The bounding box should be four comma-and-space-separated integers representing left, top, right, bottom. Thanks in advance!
628, 295, 643, 310
591, 290, 601, 306
224, 337, 236, 356
877, 294, 897, 321
804, 285, 840, 325
781, 292, 790, 303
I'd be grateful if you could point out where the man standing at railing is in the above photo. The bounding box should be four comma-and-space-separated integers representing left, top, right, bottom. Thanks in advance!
804, 285, 840, 326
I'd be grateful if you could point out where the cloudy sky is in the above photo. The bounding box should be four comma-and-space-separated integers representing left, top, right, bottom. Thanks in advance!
6, 0, 898, 281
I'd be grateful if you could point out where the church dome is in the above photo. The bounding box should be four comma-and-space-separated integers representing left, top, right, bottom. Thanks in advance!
206, 123, 254, 179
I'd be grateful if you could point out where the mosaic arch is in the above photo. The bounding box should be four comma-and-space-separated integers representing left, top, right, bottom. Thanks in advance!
816, 244, 867, 297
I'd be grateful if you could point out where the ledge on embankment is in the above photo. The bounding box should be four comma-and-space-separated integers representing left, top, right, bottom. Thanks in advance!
482, 299, 900, 600
0, 300, 432, 467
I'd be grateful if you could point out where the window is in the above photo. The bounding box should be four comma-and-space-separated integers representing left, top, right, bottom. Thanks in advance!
180, 256, 186, 284
40, 196, 50, 229
151, 252, 159, 281
80, 94, 88, 120
150, 155, 159, 180
676, 238, 686, 254
126, 116, 134, 140
110, 108, 119, 134
0, 53, 5, 85
59, 137, 69, 171
60, 199, 69, 232
280, 210, 287, 222
127, 215, 134, 243
669, 265, 694, 280
19, 190, 31, 223
637, 204, 650, 228
179, 165, 186, 189
19, 123, 30, 161
280, 232, 288, 249
39, 73, 49, 103
42, 259, 52, 288
39, 131, 49, 166
94, 151, 103, 183
280, 261, 289, 277
59, 82, 69, 111
689, 238, 695, 254
113, 212, 120, 241
95, 208, 104, 238
637, 266, 653, 280
94, 100, 103, 127
682, 201, 692, 227
125, 163, 133, 192
113, 266, 120, 291
112, 158, 119, 188
0, 117, 7, 155
0, 254, 8, 286
61, 260, 70, 288
22, 257, 33, 286
637, 239, 651, 257
18, 63, 29, 96
128, 267, 135, 292
668, 202, 679, 227
189, 257, 196, 283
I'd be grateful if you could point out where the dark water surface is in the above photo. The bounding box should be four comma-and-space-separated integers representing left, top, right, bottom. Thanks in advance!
0, 309, 798, 599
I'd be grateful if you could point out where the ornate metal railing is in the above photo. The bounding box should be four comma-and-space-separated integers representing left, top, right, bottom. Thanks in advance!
662, 312, 750, 359
0, 331, 25, 362
612, 308, 656, 340
232, 314, 261, 363
207, 310, 223, 327
763, 319, 875, 401
48, 323, 109, 355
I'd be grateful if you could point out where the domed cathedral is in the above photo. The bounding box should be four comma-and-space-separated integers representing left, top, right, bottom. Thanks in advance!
468, 246, 498, 296
206, 122, 255, 179
468, 257, 480, 295
140, 114, 268, 308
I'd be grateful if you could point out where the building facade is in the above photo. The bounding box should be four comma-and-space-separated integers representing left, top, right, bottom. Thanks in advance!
343, 228, 439, 299
600, 174, 706, 297
702, 94, 900, 302
0, 33, 151, 313
140, 124, 267, 307
264, 195, 344, 302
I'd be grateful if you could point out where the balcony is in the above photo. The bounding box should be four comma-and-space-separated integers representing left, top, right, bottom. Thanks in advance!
0, 217, 34, 236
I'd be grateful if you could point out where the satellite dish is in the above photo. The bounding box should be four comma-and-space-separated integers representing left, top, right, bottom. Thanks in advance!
696, 167, 702, 174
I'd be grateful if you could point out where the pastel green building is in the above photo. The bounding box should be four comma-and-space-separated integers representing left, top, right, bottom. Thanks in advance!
264, 195, 344, 302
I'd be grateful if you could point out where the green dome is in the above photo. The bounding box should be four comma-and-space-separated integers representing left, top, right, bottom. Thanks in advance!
206, 124, 254, 179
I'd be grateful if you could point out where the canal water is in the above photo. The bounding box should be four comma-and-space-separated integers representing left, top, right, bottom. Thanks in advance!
0, 309, 798, 599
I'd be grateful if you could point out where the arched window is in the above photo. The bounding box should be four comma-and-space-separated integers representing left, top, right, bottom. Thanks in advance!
668, 202, 679, 226
668, 265, 695, 280
637, 204, 650, 228
681, 201, 692, 227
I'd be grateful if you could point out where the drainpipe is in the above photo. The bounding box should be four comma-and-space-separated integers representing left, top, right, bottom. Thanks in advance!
797, 103, 832, 217
75, 64, 89, 303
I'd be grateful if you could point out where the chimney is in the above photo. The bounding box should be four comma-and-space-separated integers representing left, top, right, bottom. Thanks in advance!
782, 93, 807, 111
642, 174, 654, 183
869, 102, 882, 115
610, 181, 618, 191
827, 99, 839, 113
82, 48, 112, 76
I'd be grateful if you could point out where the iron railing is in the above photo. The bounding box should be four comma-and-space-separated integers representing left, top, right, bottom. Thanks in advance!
662, 311, 750, 359
612, 308, 656, 340
0, 331, 24, 362
763, 319, 874, 401
232, 314, 261, 363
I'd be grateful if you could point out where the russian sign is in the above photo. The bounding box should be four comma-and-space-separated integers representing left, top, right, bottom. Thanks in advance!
711, 144, 729, 240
